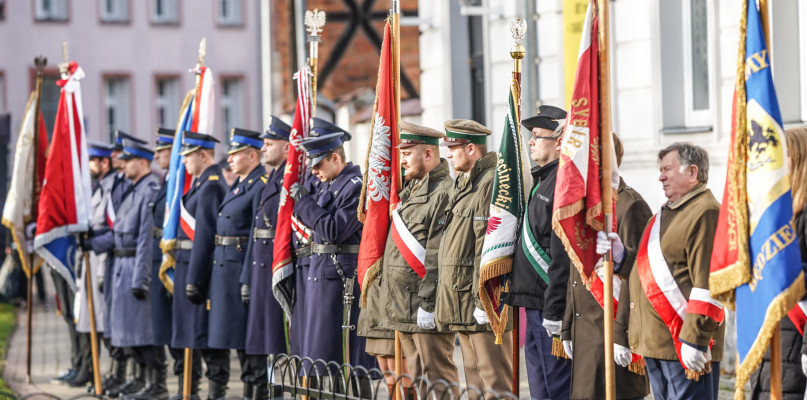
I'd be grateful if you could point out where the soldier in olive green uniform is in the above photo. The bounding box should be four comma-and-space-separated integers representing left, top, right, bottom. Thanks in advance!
609, 143, 724, 400
372, 122, 457, 395
561, 134, 651, 400
434, 119, 513, 397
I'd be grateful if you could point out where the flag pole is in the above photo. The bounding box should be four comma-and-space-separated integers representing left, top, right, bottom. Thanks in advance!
391, 1, 403, 400
83, 249, 103, 393
305, 9, 325, 117
26, 55, 47, 384
596, 0, 616, 399
756, 1, 781, 398
509, 18, 527, 398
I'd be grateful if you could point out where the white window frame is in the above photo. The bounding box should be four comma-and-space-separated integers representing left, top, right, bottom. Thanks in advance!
101, 0, 128, 22
681, 0, 716, 127
105, 77, 131, 137
156, 77, 180, 128
152, 0, 178, 24
221, 78, 244, 136
35, 0, 68, 21
219, 0, 242, 26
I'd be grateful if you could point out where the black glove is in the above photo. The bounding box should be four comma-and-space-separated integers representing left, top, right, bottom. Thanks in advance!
186, 284, 204, 304
289, 182, 309, 203
78, 233, 93, 252
241, 284, 250, 307
132, 288, 147, 300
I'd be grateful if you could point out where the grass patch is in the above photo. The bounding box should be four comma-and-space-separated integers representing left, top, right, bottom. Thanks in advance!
0, 302, 17, 393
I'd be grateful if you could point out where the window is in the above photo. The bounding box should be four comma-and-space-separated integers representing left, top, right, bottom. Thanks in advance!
40, 74, 60, 139
219, 0, 242, 26
681, 0, 714, 125
35, 0, 68, 21
0, 0, 6, 20
221, 78, 244, 136
104, 77, 131, 139
156, 77, 180, 128
101, 0, 128, 22
0, 74, 4, 113
153, 0, 178, 24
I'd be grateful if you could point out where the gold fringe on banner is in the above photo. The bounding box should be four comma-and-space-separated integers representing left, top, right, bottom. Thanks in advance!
552, 199, 598, 289
628, 358, 646, 376
478, 257, 512, 343
359, 258, 382, 308
158, 239, 177, 294
551, 336, 569, 359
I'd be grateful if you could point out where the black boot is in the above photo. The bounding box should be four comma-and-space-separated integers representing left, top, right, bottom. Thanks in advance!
67, 364, 92, 387
243, 383, 254, 400
253, 383, 268, 400
135, 365, 169, 400
108, 363, 146, 397
102, 359, 128, 395
207, 380, 227, 400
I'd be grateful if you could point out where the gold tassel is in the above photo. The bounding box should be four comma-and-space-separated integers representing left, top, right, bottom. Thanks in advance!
628, 359, 646, 376
551, 336, 569, 359
494, 333, 502, 345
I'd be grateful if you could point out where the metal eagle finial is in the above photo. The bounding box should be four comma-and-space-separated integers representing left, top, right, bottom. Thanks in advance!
198, 38, 207, 66
510, 19, 527, 45
305, 9, 326, 40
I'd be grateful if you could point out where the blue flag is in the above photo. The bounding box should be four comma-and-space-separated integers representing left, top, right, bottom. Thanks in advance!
734, 0, 805, 395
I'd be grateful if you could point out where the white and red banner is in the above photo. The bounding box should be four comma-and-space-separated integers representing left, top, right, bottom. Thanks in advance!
357, 21, 400, 306
34, 62, 93, 292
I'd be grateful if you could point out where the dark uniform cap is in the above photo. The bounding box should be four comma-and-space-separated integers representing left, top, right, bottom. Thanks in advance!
179, 131, 220, 156
261, 116, 292, 141
310, 117, 352, 141
154, 127, 176, 151
88, 141, 114, 158
227, 128, 264, 154
441, 119, 491, 147
298, 132, 347, 167
118, 139, 154, 161
397, 121, 443, 149
113, 130, 147, 151
521, 105, 567, 132
218, 156, 232, 171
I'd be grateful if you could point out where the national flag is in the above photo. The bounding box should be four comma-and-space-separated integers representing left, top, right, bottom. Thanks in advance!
272, 67, 313, 316
552, 3, 618, 287
1, 91, 48, 277
710, 1, 805, 396
357, 20, 400, 307
478, 79, 529, 343
159, 65, 215, 293
34, 62, 93, 291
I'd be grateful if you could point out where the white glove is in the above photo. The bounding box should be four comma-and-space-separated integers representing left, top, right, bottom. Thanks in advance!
416, 307, 436, 330
542, 319, 562, 337
801, 354, 807, 377
596, 231, 625, 263
473, 307, 489, 325
680, 343, 708, 372
562, 340, 573, 359
25, 222, 37, 239
614, 344, 632, 367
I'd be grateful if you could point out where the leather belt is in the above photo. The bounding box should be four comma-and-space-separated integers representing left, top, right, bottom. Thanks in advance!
153, 227, 163, 238
215, 235, 249, 247
253, 227, 275, 240
114, 249, 136, 257
294, 246, 312, 258
311, 243, 360, 255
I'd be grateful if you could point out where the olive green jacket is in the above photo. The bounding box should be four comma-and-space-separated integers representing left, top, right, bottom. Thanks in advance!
382, 160, 453, 333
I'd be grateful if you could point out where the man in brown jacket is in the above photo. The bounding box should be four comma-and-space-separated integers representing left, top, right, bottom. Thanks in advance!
561, 133, 651, 399
606, 142, 725, 400
435, 119, 512, 397
376, 121, 457, 395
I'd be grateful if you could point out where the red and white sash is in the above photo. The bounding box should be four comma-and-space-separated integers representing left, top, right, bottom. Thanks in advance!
179, 200, 196, 241
390, 203, 426, 278
291, 214, 312, 245
105, 197, 116, 229
636, 211, 724, 368
787, 299, 807, 336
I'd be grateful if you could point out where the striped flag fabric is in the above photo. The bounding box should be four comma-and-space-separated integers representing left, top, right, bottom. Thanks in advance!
34, 62, 93, 291
159, 65, 215, 293
272, 67, 312, 316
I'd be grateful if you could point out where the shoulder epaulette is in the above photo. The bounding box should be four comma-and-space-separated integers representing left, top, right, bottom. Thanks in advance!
209, 175, 219, 181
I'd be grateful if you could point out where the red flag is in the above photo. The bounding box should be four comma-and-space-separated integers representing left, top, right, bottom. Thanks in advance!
552, 5, 615, 286
272, 68, 312, 315
357, 21, 400, 306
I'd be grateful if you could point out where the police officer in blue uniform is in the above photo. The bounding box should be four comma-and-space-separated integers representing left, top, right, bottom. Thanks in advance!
289, 120, 377, 386
239, 118, 291, 400
107, 140, 166, 397
90, 130, 148, 394
207, 128, 266, 399
173, 131, 228, 399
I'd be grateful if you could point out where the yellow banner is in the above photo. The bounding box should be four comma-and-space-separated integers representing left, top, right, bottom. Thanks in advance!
563, 0, 590, 107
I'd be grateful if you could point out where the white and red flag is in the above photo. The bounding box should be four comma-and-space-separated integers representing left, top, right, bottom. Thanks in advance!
34, 62, 93, 291
357, 20, 400, 306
